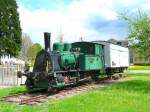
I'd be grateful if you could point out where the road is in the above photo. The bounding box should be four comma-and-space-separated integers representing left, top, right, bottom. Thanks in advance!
126, 70, 150, 73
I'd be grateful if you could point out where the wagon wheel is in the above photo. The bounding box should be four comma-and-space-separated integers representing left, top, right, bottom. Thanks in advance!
91, 74, 99, 81
107, 74, 112, 80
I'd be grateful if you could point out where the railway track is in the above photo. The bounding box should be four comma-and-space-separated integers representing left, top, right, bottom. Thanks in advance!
0, 83, 97, 105
0, 76, 128, 105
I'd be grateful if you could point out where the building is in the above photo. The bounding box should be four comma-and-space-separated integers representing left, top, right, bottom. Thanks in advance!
107, 38, 128, 47
132, 51, 150, 64
0, 55, 25, 65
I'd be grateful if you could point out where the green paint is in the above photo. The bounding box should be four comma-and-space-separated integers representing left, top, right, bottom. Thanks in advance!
59, 51, 77, 68
53, 43, 64, 51
79, 55, 103, 70
64, 43, 72, 51
57, 82, 65, 88
76, 42, 105, 71
33, 79, 49, 89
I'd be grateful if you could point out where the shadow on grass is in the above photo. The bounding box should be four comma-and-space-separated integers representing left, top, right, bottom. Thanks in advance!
111, 79, 150, 94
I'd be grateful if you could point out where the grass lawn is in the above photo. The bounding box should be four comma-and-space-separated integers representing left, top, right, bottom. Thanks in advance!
0, 73, 150, 112
128, 65, 150, 70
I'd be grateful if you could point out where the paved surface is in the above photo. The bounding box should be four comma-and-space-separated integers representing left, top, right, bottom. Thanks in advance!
0, 86, 12, 89
126, 70, 150, 73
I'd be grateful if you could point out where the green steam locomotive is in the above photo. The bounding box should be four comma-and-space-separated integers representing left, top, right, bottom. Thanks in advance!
18, 32, 128, 92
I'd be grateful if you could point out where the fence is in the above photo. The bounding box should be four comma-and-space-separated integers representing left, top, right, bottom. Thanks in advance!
0, 65, 26, 87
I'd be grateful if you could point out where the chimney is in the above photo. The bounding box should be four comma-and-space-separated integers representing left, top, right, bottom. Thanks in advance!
44, 32, 51, 51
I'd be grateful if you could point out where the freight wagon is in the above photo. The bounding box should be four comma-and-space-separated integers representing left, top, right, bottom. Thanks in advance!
94, 41, 129, 76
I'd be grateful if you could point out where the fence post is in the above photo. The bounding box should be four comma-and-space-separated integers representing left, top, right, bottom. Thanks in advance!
17, 65, 18, 86
21, 65, 23, 85
2, 65, 5, 86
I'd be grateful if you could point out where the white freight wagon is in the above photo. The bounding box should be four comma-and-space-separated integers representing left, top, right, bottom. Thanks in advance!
94, 41, 129, 75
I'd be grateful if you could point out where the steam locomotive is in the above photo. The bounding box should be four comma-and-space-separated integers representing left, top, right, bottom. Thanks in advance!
18, 32, 129, 92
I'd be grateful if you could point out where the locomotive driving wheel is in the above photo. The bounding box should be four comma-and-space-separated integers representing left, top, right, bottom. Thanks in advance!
25, 78, 34, 91
47, 79, 57, 93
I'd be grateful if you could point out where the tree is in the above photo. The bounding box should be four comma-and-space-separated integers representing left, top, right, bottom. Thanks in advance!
27, 43, 42, 61
17, 33, 33, 61
120, 10, 150, 59
21, 33, 33, 56
0, 0, 22, 56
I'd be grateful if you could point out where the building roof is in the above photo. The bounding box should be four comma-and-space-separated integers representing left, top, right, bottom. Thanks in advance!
93, 39, 128, 48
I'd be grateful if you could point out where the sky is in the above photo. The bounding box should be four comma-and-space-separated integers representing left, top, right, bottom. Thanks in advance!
16, 0, 150, 45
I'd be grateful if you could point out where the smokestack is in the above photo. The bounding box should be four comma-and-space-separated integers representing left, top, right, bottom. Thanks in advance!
44, 32, 51, 51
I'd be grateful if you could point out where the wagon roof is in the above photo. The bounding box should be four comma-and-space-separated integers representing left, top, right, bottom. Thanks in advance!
72, 41, 104, 46
92, 40, 129, 48
73, 41, 128, 48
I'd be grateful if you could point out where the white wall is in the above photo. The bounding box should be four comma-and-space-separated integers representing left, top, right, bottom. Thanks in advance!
109, 44, 129, 67
96, 41, 129, 68
0, 55, 25, 65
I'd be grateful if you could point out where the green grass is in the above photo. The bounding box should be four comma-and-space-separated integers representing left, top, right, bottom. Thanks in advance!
0, 86, 26, 97
0, 73, 150, 112
128, 65, 150, 70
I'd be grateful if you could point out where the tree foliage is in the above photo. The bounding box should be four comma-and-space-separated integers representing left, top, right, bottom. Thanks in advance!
27, 43, 42, 60
0, 0, 22, 56
120, 10, 150, 58
17, 33, 33, 61
21, 33, 33, 56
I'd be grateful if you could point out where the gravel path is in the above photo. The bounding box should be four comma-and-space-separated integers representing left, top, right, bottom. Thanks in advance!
126, 70, 150, 73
